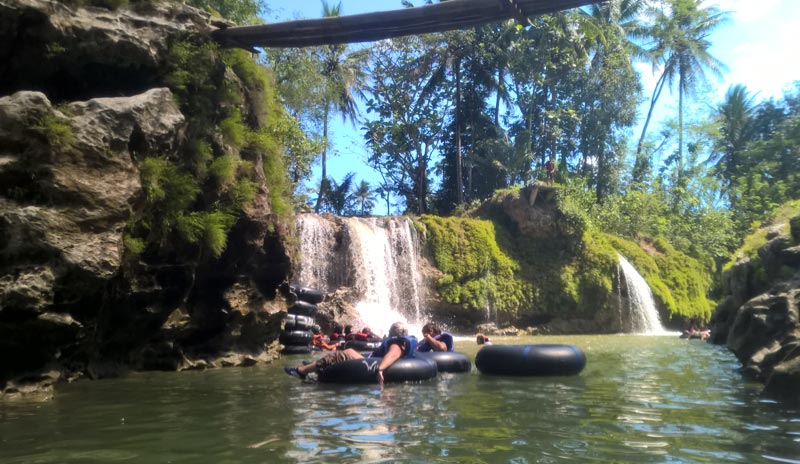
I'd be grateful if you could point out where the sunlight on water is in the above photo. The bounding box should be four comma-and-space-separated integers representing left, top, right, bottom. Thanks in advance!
1, 336, 799, 464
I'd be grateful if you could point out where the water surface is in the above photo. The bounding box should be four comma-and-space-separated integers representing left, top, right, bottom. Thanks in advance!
2, 335, 798, 463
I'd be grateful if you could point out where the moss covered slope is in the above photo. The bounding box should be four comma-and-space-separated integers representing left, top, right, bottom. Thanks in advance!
416, 186, 715, 331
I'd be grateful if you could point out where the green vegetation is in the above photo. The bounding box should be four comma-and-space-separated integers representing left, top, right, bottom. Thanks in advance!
123, 36, 313, 260
34, 113, 75, 148
418, 215, 529, 318
724, 200, 800, 266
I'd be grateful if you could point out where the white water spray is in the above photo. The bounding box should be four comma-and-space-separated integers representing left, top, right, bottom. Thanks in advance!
295, 215, 426, 337
617, 254, 667, 334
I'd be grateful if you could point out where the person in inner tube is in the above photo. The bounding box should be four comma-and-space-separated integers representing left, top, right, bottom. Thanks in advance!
285, 321, 417, 385
417, 322, 454, 352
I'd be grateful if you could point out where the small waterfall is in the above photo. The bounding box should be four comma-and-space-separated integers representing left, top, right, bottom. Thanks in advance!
617, 254, 666, 334
295, 215, 426, 336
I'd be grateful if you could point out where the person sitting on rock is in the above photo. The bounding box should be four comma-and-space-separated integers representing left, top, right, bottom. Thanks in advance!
285, 321, 417, 385
417, 322, 454, 352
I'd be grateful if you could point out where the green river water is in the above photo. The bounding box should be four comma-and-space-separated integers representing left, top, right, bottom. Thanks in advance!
1, 335, 798, 463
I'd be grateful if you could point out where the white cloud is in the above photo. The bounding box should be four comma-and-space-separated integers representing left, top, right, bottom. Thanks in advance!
711, 0, 782, 23
714, 14, 800, 99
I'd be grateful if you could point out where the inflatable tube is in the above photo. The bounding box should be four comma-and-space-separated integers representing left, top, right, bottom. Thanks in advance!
417, 351, 472, 373
280, 330, 314, 345
281, 344, 312, 355
283, 314, 315, 331
344, 340, 382, 352
318, 357, 437, 383
288, 300, 317, 316
289, 284, 324, 304
475, 344, 586, 376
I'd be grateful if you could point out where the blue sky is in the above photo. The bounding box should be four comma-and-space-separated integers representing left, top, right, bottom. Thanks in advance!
264, 0, 800, 214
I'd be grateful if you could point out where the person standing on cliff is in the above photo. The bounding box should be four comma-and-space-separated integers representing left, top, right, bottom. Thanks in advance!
545, 156, 556, 185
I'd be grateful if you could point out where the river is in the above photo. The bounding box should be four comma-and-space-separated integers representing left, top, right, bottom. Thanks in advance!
1, 335, 798, 463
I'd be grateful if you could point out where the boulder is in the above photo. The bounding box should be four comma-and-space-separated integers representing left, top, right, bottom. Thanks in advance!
0, 89, 185, 380
0, 0, 212, 100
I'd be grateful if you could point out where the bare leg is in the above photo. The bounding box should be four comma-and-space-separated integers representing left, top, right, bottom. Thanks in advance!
297, 348, 363, 376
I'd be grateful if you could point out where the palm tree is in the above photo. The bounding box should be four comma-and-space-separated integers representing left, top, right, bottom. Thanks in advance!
709, 84, 758, 188
636, 0, 727, 182
352, 180, 375, 216
313, 1, 366, 213
323, 172, 355, 215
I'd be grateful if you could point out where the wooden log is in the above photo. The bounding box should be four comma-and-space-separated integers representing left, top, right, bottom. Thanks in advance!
212, 0, 601, 49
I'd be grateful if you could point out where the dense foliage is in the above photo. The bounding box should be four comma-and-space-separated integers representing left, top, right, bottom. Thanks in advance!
124, 36, 314, 261
257, 0, 800, 325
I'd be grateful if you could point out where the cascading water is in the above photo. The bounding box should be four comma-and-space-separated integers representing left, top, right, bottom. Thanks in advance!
617, 254, 666, 334
295, 214, 426, 336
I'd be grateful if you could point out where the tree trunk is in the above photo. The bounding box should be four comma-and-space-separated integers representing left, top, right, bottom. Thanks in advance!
314, 105, 330, 213
455, 57, 463, 205
635, 70, 669, 172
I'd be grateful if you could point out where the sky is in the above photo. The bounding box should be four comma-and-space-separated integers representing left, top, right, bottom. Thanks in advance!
263, 0, 800, 214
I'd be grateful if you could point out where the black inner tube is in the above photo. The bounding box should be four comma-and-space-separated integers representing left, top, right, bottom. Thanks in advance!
475, 344, 586, 376
318, 357, 437, 383
416, 351, 472, 373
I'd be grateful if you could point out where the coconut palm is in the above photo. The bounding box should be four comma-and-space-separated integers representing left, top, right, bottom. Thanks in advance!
313, 1, 366, 213
709, 84, 758, 188
352, 180, 375, 216
636, 0, 727, 181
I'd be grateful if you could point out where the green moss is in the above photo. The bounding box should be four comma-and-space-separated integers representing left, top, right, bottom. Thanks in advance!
123, 234, 145, 256
219, 110, 247, 149
34, 113, 74, 148
208, 154, 237, 189
419, 215, 528, 316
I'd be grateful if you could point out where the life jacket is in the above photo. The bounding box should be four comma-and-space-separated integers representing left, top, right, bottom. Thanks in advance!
417, 332, 454, 352
369, 335, 418, 359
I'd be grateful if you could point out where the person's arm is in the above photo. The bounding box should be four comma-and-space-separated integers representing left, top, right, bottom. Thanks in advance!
377, 343, 403, 385
423, 333, 447, 352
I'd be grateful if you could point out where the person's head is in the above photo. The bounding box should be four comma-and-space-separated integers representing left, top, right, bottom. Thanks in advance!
312, 325, 321, 335
421, 322, 441, 337
344, 324, 353, 335
388, 321, 408, 337
333, 323, 343, 334
362, 327, 371, 335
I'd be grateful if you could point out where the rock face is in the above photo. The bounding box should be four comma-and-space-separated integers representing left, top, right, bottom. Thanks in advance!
0, 0, 211, 101
710, 215, 800, 399
0, 0, 291, 398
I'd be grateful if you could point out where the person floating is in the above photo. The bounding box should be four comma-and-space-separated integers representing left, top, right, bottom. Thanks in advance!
311, 326, 337, 351
284, 321, 417, 385
417, 322, 454, 352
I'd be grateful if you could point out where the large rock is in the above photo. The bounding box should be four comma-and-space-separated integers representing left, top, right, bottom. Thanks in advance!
711, 212, 800, 399
0, 89, 185, 383
0, 0, 212, 100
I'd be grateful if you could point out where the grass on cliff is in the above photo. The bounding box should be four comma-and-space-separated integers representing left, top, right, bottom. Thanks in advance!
124, 38, 307, 260
724, 199, 800, 269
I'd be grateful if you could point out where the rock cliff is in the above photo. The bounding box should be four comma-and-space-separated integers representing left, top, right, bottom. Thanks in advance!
710, 206, 800, 399
0, 0, 294, 399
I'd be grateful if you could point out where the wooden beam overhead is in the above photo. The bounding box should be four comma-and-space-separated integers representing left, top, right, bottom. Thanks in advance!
212, 0, 600, 49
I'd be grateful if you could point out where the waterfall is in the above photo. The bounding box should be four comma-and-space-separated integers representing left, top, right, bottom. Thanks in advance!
617, 254, 666, 334
295, 215, 426, 336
